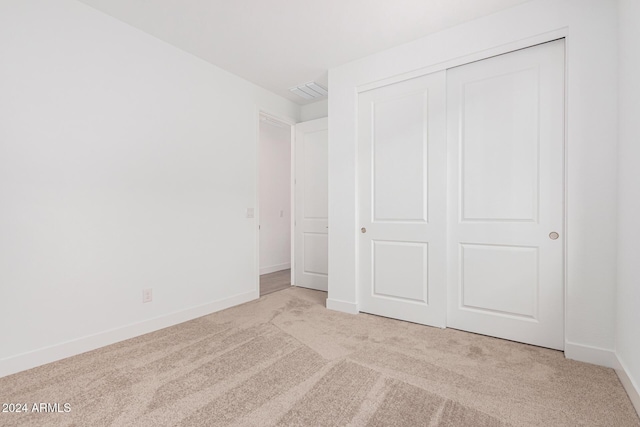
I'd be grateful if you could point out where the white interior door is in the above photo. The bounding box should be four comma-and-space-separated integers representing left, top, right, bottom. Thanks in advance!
295, 118, 328, 291
446, 40, 565, 349
358, 71, 447, 327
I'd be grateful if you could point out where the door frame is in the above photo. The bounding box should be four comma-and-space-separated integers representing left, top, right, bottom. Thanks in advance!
255, 108, 297, 296
354, 35, 568, 347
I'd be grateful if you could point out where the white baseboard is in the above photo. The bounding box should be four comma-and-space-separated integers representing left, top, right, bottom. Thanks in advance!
564, 341, 616, 368
260, 263, 291, 275
614, 354, 640, 417
326, 298, 359, 315
0, 290, 258, 379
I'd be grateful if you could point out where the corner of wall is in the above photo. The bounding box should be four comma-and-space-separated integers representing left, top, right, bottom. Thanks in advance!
564, 342, 616, 368
300, 99, 328, 122
326, 298, 359, 315
614, 354, 640, 417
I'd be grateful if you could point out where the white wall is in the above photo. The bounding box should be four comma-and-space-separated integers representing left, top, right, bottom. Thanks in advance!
328, 0, 620, 365
300, 99, 328, 121
259, 122, 292, 275
0, 0, 299, 377
616, 0, 640, 411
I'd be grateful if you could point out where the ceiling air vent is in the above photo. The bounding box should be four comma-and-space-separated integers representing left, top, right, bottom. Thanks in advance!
289, 82, 328, 100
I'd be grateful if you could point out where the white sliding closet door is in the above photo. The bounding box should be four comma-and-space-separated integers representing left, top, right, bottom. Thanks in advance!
446, 40, 565, 349
358, 71, 447, 327
295, 118, 328, 291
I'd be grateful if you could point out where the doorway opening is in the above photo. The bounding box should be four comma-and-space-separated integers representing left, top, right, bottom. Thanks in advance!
258, 112, 294, 296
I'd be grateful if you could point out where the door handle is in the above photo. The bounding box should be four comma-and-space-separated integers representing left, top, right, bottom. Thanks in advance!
549, 231, 559, 240
361, 227, 367, 233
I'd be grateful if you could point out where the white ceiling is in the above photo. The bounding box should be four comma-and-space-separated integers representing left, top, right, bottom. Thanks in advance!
78, 0, 531, 105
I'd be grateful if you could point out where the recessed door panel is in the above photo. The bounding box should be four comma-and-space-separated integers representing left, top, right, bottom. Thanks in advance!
304, 130, 329, 219
303, 233, 328, 276
373, 241, 428, 302
461, 68, 539, 222
373, 93, 427, 222
460, 244, 538, 318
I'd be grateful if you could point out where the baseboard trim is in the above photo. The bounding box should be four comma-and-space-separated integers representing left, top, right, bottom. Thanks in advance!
614, 354, 640, 417
260, 263, 291, 275
326, 298, 359, 314
0, 290, 258, 379
564, 341, 616, 368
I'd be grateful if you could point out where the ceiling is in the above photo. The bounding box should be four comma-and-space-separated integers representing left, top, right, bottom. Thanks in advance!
78, 0, 531, 105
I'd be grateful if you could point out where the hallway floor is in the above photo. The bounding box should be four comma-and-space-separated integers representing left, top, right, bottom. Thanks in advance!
260, 269, 291, 296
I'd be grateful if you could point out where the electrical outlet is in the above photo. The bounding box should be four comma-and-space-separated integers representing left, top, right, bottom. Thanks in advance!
142, 288, 153, 303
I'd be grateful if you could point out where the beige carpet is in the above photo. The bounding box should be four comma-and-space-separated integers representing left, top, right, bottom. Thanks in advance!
0, 288, 638, 427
